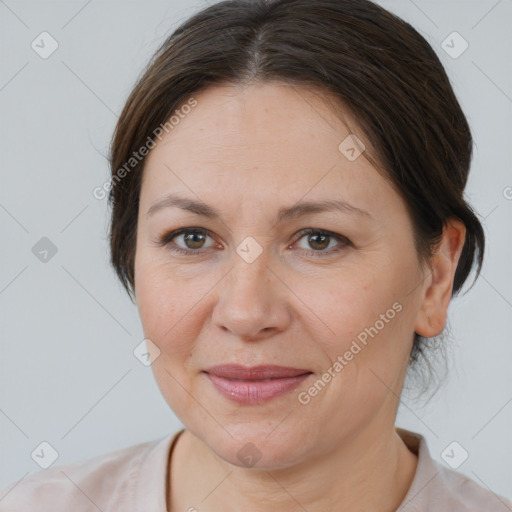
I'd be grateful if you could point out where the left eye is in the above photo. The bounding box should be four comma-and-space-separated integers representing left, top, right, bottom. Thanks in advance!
292, 229, 350, 256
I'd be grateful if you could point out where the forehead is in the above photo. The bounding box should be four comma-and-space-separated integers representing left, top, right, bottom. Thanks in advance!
140, 82, 398, 218
149, 81, 358, 152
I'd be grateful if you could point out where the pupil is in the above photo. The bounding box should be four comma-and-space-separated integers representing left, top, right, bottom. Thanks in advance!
310, 234, 328, 250
185, 232, 204, 249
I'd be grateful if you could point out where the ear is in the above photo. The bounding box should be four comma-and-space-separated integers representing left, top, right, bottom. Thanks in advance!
414, 218, 466, 338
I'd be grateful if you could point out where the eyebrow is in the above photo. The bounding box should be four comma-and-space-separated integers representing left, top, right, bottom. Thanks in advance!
146, 193, 373, 222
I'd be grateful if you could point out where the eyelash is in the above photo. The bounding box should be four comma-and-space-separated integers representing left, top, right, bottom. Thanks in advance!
154, 227, 351, 257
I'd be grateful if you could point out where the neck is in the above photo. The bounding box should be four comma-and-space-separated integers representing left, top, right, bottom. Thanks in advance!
169, 422, 418, 512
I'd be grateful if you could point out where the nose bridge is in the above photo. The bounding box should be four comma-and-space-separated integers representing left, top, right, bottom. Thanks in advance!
212, 244, 290, 339
231, 246, 270, 295
226, 244, 273, 312
229, 230, 273, 292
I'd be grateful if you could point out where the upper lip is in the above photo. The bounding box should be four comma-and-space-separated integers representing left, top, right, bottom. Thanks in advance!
204, 364, 312, 380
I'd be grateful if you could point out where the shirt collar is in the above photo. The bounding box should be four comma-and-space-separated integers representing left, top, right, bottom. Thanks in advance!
395, 427, 441, 511
133, 427, 446, 512
134, 429, 185, 512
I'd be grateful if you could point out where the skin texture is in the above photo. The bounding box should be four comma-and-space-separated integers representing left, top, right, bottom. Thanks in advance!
134, 82, 466, 511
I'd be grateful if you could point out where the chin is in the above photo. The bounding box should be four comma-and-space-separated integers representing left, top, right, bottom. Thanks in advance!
199, 421, 312, 470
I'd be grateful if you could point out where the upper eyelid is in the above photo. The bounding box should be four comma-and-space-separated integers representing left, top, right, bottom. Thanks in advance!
163, 227, 349, 250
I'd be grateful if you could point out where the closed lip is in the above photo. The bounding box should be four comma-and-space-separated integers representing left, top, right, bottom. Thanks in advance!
203, 364, 312, 380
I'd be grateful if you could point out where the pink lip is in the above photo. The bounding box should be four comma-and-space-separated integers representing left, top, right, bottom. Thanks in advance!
203, 365, 312, 405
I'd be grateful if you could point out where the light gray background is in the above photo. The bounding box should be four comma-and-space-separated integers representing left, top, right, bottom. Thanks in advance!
1, 0, 511, 502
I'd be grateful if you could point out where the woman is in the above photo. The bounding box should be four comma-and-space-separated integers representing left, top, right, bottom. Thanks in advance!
1, 0, 510, 510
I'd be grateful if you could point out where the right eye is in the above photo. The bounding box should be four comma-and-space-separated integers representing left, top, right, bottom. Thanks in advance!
156, 227, 218, 255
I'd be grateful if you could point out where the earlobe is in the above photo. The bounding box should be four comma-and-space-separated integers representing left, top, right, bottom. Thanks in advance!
414, 218, 466, 338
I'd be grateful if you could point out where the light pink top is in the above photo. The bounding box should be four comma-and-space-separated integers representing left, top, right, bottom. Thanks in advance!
1, 428, 510, 511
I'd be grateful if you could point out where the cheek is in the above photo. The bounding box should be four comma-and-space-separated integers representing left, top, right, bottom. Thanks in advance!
135, 260, 206, 415
135, 255, 227, 379
294, 265, 413, 388
292, 265, 400, 342
135, 259, 197, 352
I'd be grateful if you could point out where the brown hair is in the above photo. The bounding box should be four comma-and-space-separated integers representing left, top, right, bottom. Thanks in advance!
107, 0, 485, 384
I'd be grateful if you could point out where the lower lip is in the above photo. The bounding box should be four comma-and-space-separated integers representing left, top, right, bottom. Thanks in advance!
204, 372, 311, 405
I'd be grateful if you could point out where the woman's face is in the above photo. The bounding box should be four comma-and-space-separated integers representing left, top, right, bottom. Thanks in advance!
134, 82, 434, 468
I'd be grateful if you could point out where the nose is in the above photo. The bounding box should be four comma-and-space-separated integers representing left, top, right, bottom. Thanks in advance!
211, 254, 292, 341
